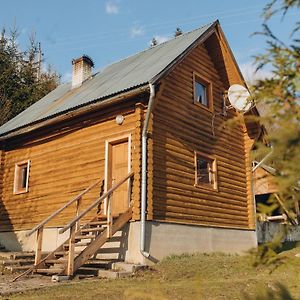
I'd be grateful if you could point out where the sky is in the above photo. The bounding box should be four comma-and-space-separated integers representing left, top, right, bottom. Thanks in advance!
0, 0, 298, 83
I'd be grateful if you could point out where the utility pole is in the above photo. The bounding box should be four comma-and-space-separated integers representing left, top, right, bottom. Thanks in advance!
37, 42, 42, 80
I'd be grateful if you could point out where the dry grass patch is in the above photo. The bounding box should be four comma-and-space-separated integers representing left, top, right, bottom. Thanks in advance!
2, 248, 300, 300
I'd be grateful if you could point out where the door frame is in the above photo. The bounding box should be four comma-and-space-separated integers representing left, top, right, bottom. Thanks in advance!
104, 134, 132, 214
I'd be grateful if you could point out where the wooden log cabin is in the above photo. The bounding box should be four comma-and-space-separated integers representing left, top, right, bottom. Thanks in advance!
0, 21, 261, 271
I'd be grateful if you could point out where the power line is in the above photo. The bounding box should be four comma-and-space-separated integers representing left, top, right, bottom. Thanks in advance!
40, 5, 263, 48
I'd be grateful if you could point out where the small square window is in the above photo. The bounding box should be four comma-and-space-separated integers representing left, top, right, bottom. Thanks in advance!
193, 73, 212, 110
195, 152, 217, 190
14, 160, 30, 194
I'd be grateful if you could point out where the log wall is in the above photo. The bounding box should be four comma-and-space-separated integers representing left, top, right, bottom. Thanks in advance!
0, 103, 142, 232
150, 36, 255, 229
0, 150, 5, 222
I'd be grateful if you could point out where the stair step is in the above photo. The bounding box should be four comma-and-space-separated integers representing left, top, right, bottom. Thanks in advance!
11, 252, 36, 260
75, 235, 96, 240
97, 247, 122, 254
2, 258, 35, 266
89, 221, 107, 226
98, 269, 132, 279
54, 251, 81, 257
84, 259, 115, 269
45, 259, 67, 264
77, 274, 95, 279
76, 267, 100, 276
0, 252, 14, 259
81, 227, 105, 233
87, 258, 119, 264
36, 268, 64, 274
5, 265, 32, 272
64, 242, 90, 248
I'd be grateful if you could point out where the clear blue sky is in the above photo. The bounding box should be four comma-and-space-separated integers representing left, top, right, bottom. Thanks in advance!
0, 0, 297, 83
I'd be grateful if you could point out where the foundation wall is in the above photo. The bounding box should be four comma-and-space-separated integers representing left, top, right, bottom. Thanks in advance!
0, 221, 257, 264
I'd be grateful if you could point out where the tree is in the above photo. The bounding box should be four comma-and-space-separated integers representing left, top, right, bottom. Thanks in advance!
0, 26, 60, 126
252, 0, 300, 219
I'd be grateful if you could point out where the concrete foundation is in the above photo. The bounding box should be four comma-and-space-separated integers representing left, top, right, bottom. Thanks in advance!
126, 221, 258, 264
0, 221, 257, 264
0, 227, 70, 252
257, 221, 300, 243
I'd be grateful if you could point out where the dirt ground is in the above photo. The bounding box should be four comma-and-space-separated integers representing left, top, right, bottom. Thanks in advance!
0, 273, 65, 297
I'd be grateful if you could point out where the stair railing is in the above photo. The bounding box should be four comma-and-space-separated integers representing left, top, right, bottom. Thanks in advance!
26, 178, 103, 266
59, 171, 134, 276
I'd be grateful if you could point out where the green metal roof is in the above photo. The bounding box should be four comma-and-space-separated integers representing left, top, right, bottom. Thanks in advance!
0, 22, 216, 137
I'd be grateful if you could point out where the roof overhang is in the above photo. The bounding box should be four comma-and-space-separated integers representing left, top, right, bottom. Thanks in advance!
0, 84, 149, 143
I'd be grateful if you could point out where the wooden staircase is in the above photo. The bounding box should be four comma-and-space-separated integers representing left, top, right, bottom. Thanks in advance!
14, 172, 134, 281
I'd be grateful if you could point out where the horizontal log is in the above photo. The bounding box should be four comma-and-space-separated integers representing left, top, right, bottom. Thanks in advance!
153, 210, 249, 228
152, 202, 248, 222
153, 197, 247, 217
151, 181, 247, 204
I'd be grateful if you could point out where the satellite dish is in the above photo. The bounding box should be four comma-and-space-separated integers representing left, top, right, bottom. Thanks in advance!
227, 84, 251, 112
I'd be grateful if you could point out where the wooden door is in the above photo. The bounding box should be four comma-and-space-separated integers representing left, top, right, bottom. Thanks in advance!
108, 139, 129, 215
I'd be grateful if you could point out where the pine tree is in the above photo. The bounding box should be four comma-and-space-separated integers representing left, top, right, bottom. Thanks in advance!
252, 0, 300, 210
0, 26, 60, 126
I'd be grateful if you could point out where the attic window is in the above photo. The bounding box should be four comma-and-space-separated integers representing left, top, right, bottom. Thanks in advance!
193, 73, 213, 110
14, 160, 30, 194
195, 152, 218, 190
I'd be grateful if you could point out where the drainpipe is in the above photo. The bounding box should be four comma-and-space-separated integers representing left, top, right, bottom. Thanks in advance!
140, 83, 156, 258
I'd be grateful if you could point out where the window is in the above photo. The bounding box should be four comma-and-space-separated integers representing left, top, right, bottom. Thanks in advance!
193, 73, 212, 110
195, 152, 217, 190
195, 81, 208, 106
14, 160, 30, 194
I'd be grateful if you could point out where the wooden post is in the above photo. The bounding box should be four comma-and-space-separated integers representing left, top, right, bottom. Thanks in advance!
128, 175, 133, 206
35, 226, 43, 265
76, 197, 82, 231
107, 194, 112, 238
67, 225, 76, 276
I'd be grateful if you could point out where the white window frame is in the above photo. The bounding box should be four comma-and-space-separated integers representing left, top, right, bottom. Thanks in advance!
13, 160, 30, 195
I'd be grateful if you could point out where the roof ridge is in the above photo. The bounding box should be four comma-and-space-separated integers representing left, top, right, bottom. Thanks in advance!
95, 21, 216, 77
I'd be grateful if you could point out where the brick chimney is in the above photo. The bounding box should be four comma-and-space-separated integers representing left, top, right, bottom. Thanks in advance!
71, 55, 94, 89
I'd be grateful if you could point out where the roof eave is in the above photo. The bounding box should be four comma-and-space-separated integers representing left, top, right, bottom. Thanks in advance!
0, 84, 149, 143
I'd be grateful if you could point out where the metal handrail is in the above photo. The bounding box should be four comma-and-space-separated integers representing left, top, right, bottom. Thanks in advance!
59, 171, 134, 234
26, 178, 103, 237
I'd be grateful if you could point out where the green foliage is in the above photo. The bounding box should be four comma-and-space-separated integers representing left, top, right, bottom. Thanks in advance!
252, 0, 300, 210
0, 26, 60, 126
248, 2, 300, 298
251, 235, 285, 270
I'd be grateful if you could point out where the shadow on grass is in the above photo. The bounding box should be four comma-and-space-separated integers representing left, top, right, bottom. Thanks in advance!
277, 241, 299, 254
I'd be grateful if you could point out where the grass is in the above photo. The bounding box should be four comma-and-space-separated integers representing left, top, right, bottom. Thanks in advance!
3, 247, 300, 300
